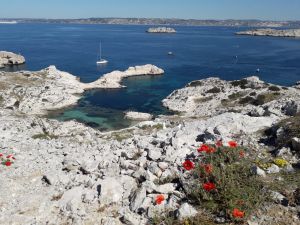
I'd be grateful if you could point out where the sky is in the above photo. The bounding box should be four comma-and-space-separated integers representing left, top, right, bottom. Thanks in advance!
1, 0, 300, 21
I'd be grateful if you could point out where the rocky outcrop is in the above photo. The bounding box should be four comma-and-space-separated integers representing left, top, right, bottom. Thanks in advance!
147, 27, 176, 33
163, 76, 300, 118
0, 51, 25, 66
236, 28, 300, 38
87, 64, 164, 89
0, 64, 164, 115
124, 111, 153, 121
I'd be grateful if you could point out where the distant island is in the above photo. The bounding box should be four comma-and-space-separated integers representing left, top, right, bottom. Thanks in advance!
147, 27, 176, 33
2, 18, 300, 27
0, 20, 17, 24
236, 28, 300, 38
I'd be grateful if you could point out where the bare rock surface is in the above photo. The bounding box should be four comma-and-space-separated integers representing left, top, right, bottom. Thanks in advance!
236, 28, 300, 38
0, 51, 25, 66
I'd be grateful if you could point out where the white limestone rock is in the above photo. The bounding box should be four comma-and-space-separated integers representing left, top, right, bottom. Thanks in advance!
177, 203, 198, 219
292, 137, 300, 153
130, 187, 147, 212
97, 177, 124, 205
252, 165, 266, 177
125, 111, 153, 121
266, 164, 280, 174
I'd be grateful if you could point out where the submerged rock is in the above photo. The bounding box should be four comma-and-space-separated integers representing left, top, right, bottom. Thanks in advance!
124, 111, 153, 121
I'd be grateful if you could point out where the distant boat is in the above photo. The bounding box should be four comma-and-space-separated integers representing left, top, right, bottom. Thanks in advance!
96, 42, 108, 65
168, 51, 174, 56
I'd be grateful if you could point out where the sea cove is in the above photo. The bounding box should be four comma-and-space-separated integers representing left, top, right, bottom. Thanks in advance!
1, 23, 300, 130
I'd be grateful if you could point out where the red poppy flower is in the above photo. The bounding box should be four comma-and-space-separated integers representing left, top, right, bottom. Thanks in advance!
202, 164, 213, 173
206, 147, 216, 153
203, 182, 216, 191
183, 160, 195, 171
198, 144, 210, 153
216, 140, 223, 147
0, 153, 3, 157
228, 141, 238, 148
198, 144, 216, 154
232, 208, 245, 218
239, 151, 245, 158
5, 161, 12, 166
155, 194, 165, 205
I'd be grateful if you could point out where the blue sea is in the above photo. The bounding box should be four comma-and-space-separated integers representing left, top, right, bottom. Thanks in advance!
1, 23, 300, 130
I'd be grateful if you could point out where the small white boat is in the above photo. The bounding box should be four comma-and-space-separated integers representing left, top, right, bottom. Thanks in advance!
96, 42, 108, 65
168, 51, 174, 55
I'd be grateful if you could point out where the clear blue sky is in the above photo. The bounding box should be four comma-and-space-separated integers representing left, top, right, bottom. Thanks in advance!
2, 0, 300, 20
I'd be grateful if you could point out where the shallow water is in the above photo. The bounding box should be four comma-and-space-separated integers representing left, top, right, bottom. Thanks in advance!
1, 24, 300, 130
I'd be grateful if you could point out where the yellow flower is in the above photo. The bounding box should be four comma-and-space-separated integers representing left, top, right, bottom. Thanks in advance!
273, 158, 289, 168
184, 220, 190, 225
256, 161, 272, 170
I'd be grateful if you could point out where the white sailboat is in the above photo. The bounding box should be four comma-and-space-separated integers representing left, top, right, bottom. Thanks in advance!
96, 42, 108, 65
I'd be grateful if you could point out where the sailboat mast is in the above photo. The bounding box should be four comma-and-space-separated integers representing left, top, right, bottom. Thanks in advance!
99, 42, 102, 60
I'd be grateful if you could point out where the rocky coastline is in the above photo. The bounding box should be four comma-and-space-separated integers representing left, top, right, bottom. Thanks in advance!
0, 64, 163, 115
1, 55, 300, 224
147, 27, 176, 33
236, 28, 300, 38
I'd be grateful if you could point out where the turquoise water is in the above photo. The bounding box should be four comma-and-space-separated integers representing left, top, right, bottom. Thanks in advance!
1, 24, 300, 130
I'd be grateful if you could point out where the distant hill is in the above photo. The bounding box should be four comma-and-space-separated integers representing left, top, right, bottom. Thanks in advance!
1, 18, 300, 27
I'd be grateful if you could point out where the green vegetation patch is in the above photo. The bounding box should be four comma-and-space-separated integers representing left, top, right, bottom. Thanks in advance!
187, 81, 203, 87
230, 79, 248, 89
193, 96, 213, 104
32, 133, 59, 140
206, 87, 221, 94
268, 86, 281, 92
270, 113, 300, 148
252, 92, 280, 106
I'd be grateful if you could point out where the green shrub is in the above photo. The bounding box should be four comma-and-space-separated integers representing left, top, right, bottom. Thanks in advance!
252, 92, 280, 106
187, 81, 203, 87
230, 79, 248, 89
238, 96, 255, 105
268, 86, 281, 92
271, 113, 300, 148
194, 96, 213, 103
32, 133, 58, 140
185, 143, 268, 222
151, 211, 219, 225
206, 87, 221, 94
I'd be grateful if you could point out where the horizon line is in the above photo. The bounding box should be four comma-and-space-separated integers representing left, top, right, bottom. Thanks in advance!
1, 17, 300, 22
